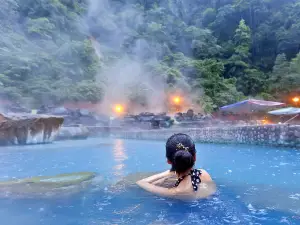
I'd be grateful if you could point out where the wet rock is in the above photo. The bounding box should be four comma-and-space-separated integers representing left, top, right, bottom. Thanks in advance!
118, 112, 174, 129
38, 106, 110, 126
0, 113, 63, 145
0, 172, 97, 198
55, 125, 89, 141
174, 110, 213, 128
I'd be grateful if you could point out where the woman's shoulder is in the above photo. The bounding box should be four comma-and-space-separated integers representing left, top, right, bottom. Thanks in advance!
198, 168, 213, 182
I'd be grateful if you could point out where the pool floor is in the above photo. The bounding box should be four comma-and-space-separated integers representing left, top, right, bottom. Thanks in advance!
0, 138, 299, 224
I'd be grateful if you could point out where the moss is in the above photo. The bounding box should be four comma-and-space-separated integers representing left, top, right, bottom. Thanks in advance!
0, 172, 96, 188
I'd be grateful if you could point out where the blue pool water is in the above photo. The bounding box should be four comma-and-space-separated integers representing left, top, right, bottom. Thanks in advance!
0, 138, 299, 225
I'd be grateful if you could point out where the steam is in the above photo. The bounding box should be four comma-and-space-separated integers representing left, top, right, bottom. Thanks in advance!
85, 0, 183, 114
0, 0, 208, 115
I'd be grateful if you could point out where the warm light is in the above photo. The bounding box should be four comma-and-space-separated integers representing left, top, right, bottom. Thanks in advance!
292, 97, 299, 103
114, 104, 124, 114
261, 119, 270, 125
173, 96, 181, 104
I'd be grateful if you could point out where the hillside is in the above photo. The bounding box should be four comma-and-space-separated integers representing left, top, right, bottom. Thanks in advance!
0, 0, 299, 112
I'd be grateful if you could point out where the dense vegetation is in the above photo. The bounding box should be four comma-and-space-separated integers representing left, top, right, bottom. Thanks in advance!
0, 0, 299, 112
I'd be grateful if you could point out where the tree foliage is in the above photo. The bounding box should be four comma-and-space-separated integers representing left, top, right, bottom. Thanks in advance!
0, 0, 299, 111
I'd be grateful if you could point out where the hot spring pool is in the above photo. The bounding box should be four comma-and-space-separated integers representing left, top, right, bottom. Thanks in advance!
0, 138, 299, 224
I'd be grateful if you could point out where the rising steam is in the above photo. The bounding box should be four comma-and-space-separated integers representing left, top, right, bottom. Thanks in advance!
84, 0, 186, 114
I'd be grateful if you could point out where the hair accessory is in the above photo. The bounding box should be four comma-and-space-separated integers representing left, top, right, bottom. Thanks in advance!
176, 143, 189, 151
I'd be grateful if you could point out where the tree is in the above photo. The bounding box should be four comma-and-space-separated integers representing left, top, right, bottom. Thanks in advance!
269, 54, 290, 94
193, 59, 243, 110
202, 8, 216, 27
234, 19, 251, 61
225, 19, 251, 78
268, 53, 300, 100
238, 68, 266, 96
1, 0, 300, 111
224, 19, 265, 96
27, 18, 55, 39
71, 81, 104, 102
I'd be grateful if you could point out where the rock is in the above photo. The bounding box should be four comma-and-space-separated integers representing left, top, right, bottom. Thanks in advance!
38, 106, 110, 126
186, 109, 194, 118
51, 106, 69, 115
0, 172, 96, 187
55, 125, 89, 141
174, 110, 213, 127
0, 113, 63, 145
0, 172, 97, 198
118, 112, 174, 129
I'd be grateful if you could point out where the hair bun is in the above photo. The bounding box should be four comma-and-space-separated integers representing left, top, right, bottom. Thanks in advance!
166, 133, 196, 172
173, 150, 194, 174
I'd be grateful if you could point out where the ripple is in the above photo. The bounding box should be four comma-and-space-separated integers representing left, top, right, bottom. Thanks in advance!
289, 193, 300, 200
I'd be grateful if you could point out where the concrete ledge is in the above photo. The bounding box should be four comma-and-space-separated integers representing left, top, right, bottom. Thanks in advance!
111, 124, 300, 148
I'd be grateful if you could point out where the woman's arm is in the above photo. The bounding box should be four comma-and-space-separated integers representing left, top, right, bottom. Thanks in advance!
136, 170, 178, 198
152, 173, 177, 187
141, 170, 174, 183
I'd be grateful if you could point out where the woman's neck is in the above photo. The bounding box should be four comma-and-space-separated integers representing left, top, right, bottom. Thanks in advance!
176, 168, 192, 178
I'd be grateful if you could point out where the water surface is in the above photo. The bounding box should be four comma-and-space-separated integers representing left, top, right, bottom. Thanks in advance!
0, 138, 299, 224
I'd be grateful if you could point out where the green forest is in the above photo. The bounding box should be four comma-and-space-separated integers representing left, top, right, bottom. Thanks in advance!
0, 0, 299, 112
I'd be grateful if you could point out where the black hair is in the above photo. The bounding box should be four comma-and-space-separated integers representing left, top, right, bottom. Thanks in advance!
166, 133, 196, 172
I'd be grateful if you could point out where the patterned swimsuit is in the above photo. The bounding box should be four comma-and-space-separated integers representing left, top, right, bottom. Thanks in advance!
174, 169, 202, 191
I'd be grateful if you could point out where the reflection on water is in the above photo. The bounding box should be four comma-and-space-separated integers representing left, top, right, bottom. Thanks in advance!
113, 139, 128, 177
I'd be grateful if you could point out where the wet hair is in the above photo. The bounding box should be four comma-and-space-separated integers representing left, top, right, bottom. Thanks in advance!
166, 133, 196, 173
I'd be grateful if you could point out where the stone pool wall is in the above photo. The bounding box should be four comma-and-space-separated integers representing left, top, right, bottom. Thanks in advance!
112, 124, 300, 148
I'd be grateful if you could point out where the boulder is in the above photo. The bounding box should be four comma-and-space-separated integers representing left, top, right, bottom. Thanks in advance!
0, 172, 97, 198
55, 125, 89, 141
118, 112, 174, 129
0, 113, 63, 145
186, 109, 194, 118
37, 106, 110, 126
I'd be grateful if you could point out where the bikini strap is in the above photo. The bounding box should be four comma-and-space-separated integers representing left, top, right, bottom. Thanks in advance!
190, 169, 202, 191
174, 169, 202, 191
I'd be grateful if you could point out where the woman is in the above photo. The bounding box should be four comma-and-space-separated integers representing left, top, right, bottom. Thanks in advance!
136, 133, 215, 200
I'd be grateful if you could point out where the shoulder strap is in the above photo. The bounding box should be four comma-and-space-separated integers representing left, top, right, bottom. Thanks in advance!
174, 169, 202, 191
190, 169, 202, 191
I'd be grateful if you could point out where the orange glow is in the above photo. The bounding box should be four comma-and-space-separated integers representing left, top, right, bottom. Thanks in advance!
173, 96, 181, 104
292, 97, 299, 103
261, 119, 270, 125
114, 104, 124, 114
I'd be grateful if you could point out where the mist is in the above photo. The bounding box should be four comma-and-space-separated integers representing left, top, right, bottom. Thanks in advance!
0, 0, 241, 115
84, 0, 197, 114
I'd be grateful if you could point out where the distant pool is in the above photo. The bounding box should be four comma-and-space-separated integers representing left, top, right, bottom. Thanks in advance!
0, 138, 299, 225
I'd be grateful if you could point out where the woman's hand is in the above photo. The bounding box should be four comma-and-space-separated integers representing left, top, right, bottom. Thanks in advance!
137, 170, 173, 184
136, 170, 177, 198
152, 170, 176, 186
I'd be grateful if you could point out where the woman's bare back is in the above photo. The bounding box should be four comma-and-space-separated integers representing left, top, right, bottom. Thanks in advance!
152, 170, 216, 200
